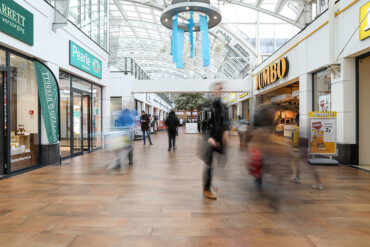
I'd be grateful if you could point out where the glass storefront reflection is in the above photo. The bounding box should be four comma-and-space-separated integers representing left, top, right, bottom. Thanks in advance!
59, 72, 71, 158
59, 71, 102, 157
0, 50, 5, 67
9, 55, 39, 171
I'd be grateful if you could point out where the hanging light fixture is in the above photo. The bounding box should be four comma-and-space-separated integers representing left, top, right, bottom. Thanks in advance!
160, 0, 222, 69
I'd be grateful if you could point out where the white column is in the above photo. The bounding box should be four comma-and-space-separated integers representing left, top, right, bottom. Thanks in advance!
237, 101, 242, 117
331, 57, 356, 144
150, 105, 154, 117
299, 73, 313, 140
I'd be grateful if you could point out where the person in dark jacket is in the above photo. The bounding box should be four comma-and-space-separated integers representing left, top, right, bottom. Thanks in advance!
203, 82, 230, 200
165, 110, 179, 151
202, 119, 207, 133
140, 111, 153, 145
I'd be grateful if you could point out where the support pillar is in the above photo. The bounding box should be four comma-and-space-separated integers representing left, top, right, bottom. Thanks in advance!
331, 57, 357, 164
298, 73, 312, 148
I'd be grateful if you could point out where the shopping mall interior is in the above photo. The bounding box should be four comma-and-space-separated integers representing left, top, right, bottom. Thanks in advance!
0, 0, 370, 246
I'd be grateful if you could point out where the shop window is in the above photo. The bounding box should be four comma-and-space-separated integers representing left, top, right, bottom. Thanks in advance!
0, 50, 5, 67
313, 70, 331, 111
59, 72, 71, 158
92, 85, 102, 149
9, 55, 39, 171
72, 77, 91, 93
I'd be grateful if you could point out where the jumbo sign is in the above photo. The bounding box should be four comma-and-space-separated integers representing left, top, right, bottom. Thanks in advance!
256, 57, 289, 90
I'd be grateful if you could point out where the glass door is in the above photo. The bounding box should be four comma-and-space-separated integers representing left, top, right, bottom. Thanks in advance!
72, 91, 83, 155
82, 93, 91, 152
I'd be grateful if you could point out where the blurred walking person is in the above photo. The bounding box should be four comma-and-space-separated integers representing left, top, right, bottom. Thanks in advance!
202, 119, 207, 133
237, 116, 250, 149
98, 107, 137, 172
197, 118, 201, 133
203, 82, 230, 200
140, 110, 153, 145
165, 110, 180, 151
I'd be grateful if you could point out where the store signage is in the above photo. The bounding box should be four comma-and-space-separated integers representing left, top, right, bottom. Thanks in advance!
0, 0, 33, 45
34, 61, 59, 144
256, 57, 289, 90
360, 2, 370, 40
239, 92, 248, 98
309, 111, 337, 155
69, 41, 102, 79
230, 93, 236, 103
308, 111, 336, 118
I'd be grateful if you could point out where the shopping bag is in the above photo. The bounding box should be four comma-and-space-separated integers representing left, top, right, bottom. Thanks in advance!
247, 148, 262, 179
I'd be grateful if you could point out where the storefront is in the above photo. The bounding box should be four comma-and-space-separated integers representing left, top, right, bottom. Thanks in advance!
259, 82, 299, 139
0, 0, 109, 174
251, 0, 370, 165
135, 100, 143, 112
239, 93, 249, 121
59, 71, 102, 158
0, 48, 42, 173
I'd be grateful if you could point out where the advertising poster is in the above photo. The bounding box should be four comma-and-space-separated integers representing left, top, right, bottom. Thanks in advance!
319, 94, 330, 112
73, 105, 80, 134
309, 112, 337, 155
159, 121, 166, 130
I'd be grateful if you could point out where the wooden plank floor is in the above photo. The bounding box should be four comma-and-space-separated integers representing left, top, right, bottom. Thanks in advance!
1, 128, 370, 246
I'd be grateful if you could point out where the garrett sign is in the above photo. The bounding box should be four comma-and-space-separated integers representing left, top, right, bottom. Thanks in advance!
256, 57, 289, 90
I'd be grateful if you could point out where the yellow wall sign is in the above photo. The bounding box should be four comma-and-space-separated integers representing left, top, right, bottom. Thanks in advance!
239, 92, 248, 98
230, 93, 236, 103
360, 1, 370, 41
256, 57, 289, 90
309, 111, 337, 118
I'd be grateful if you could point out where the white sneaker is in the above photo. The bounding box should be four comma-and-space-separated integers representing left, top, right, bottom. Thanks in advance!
291, 177, 300, 184
312, 183, 323, 190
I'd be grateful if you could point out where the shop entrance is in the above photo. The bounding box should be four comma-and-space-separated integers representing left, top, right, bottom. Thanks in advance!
358, 54, 370, 166
71, 89, 92, 156
260, 82, 299, 143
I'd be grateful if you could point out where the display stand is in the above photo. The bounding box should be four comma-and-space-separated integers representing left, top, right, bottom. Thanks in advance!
185, 123, 198, 134
308, 156, 339, 165
307, 111, 339, 166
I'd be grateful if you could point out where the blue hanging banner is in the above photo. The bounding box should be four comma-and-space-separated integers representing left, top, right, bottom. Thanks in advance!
200, 15, 209, 67
188, 12, 194, 58
172, 15, 178, 63
176, 28, 185, 69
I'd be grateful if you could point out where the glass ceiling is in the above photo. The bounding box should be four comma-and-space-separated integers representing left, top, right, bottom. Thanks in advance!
109, 0, 317, 80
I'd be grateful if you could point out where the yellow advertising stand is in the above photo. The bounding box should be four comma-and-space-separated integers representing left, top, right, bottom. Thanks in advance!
308, 112, 339, 165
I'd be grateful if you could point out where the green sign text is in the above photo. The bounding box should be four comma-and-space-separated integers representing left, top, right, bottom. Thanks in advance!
0, 0, 33, 45
69, 41, 102, 79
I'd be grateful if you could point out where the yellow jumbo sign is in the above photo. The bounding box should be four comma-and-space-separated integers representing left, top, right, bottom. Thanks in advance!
256, 57, 289, 90
360, 1, 370, 40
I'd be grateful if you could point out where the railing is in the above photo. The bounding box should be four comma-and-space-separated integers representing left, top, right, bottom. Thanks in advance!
115, 58, 173, 106
120, 57, 150, 80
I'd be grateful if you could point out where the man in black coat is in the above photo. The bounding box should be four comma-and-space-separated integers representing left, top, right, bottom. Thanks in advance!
203, 82, 230, 200
165, 110, 179, 151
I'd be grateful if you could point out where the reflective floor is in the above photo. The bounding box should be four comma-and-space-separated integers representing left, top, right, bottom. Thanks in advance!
1, 128, 370, 246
